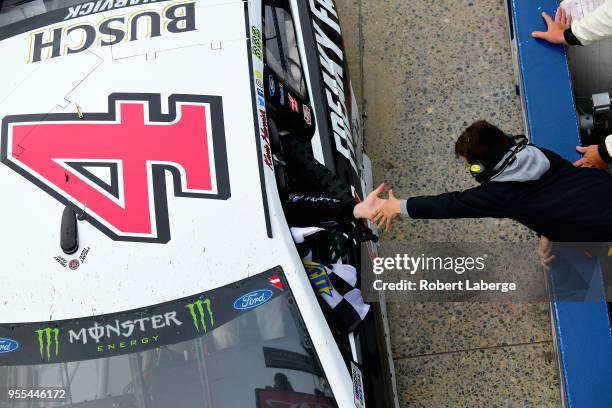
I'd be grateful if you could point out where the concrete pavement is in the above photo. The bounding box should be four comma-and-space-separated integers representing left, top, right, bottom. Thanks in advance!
334, 0, 562, 406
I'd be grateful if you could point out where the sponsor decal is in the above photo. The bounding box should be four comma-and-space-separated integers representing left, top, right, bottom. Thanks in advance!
259, 109, 273, 169
251, 26, 263, 60
288, 94, 299, 113
1, 93, 230, 243
309, 0, 358, 173
27, 2, 196, 63
256, 389, 336, 408
79, 247, 91, 263
0, 338, 19, 354
255, 70, 265, 108
263, 347, 323, 376
96, 336, 160, 352
268, 275, 284, 290
351, 362, 366, 408
53, 255, 68, 268
185, 298, 214, 333
304, 261, 333, 297
68, 259, 80, 270
63, 0, 171, 22
35, 327, 60, 360
68, 311, 182, 345
233, 289, 273, 310
279, 83, 285, 105
268, 75, 276, 97
303, 105, 312, 125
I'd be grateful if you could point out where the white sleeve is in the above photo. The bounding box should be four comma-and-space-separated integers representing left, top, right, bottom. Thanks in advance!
605, 135, 612, 158
572, 0, 612, 45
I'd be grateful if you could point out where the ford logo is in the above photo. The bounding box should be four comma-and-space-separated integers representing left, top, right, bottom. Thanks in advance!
233, 289, 274, 310
0, 338, 19, 354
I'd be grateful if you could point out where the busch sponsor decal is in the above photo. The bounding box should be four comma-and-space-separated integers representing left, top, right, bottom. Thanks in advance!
27, 1, 196, 63
0, 338, 19, 354
309, 0, 358, 173
1, 93, 230, 243
185, 298, 214, 333
233, 289, 273, 310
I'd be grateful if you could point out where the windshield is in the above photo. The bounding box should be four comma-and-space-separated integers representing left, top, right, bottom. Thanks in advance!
0, 0, 82, 27
0, 268, 338, 407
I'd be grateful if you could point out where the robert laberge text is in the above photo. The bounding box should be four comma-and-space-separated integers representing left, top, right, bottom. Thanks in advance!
373, 279, 517, 293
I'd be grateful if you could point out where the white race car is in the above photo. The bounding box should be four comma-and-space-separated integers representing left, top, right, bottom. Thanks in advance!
0, 0, 398, 406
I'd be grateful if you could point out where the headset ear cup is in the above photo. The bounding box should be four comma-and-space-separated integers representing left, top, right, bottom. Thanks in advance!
469, 161, 489, 183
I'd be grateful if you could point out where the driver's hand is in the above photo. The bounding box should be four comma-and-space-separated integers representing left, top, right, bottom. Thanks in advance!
353, 183, 385, 219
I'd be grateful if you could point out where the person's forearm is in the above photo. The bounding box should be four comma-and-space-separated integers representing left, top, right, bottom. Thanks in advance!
285, 195, 354, 226
401, 189, 506, 220
570, 0, 612, 45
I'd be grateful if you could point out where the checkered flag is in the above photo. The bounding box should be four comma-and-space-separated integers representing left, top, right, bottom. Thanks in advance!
291, 227, 370, 331
303, 260, 370, 331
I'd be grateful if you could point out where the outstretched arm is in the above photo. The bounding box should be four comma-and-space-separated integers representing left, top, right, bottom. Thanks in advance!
372, 186, 507, 231
532, 2, 612, 46
284, 183, 386, 226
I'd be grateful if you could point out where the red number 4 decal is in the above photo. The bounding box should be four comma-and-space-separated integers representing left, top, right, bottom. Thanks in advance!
1, 93, 230, 243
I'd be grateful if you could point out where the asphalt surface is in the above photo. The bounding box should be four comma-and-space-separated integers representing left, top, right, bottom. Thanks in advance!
334, 0, 562, 406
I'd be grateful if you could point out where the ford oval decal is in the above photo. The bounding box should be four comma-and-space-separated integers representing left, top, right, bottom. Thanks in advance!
0, 338, 19, 354
233, 289, 274, 310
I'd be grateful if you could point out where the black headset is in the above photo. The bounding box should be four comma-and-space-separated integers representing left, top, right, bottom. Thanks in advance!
468, 134, 528, 183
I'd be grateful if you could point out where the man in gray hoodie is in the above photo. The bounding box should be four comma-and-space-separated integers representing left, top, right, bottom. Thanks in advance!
373, 121, 612, 267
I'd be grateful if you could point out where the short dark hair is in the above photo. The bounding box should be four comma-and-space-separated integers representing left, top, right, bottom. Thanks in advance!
455, 120, 512, 167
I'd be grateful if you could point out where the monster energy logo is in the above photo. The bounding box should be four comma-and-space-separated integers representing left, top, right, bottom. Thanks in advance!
35, 327, 60, 360
186, 298, 214, 333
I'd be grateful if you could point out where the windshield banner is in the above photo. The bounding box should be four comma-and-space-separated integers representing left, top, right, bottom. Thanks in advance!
0, 267, 285, 365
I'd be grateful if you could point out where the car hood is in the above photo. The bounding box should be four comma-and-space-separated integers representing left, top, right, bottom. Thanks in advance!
0, 0, 286, 323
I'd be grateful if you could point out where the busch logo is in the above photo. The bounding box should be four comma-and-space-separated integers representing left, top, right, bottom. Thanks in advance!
1, 93, 230, 243
28, 2, 196, 63
185, 298, 214, 332
35, 327, 60, 360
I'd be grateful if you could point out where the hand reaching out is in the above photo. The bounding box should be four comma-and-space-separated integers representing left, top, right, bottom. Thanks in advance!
574, 145, 608, 169
353, 183, 386, 219
372, 190, 402, 232
538, 235, 555, 271
532, 8, 572, 44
